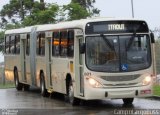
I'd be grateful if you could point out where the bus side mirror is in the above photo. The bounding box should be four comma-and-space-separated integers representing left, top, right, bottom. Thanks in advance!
150, 32, 155, 43
80, 43, 85, 54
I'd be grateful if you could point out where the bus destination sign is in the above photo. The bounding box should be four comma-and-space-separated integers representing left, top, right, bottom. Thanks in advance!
108, 24, 125, 31
85, 21, 149, 34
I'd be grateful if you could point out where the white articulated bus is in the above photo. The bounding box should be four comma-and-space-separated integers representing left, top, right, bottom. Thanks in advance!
4, 18, 155, 105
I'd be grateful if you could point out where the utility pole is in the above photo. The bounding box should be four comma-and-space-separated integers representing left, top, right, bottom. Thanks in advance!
131, 0, 134, 18
20, 0, 24, 21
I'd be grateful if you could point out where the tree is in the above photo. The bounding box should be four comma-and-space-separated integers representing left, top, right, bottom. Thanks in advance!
0, 31, 4, 53
71, 0, 100, 17
22, 3, 59, 26
63, 0, 100, 21
0, 0, 59, 29
0, 31, 4, 42
63, 3, 90, 21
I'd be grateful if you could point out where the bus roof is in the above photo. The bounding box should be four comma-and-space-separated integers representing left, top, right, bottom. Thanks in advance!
5, 18, 146, 35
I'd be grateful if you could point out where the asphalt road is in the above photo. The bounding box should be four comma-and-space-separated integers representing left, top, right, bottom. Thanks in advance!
0, 88, 160, 115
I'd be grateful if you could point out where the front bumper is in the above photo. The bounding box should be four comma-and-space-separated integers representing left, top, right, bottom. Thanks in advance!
84, 85, 152, 100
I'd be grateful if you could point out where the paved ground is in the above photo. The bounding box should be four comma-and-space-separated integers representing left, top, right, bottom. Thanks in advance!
0, 88, 160, 115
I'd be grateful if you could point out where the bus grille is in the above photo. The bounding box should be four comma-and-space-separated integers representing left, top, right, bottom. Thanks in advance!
100, 74, 140, 82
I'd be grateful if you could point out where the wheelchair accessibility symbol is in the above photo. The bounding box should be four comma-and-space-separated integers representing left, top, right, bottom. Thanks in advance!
121, 64, 128, 71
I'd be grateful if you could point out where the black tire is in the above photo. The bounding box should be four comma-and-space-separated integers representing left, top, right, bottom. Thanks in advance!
66, 80, 80, 105
40, 73, 48, 97
123, 98, 134, 105
24, 84, 30, 91
14, 69, 23, 91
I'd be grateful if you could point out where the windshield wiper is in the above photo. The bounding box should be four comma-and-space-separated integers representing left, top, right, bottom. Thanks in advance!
126, 32, 136, 51
100, 34, 118, 59
100, 34, 115, 51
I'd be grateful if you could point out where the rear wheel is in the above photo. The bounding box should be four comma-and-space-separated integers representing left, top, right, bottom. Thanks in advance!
66, 81, 80, 105
123, 98, 134, 105
40, 73, 48, 97
14, 69, 23, 91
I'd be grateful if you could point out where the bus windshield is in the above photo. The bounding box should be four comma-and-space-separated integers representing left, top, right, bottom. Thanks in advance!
86, 34, 151, 72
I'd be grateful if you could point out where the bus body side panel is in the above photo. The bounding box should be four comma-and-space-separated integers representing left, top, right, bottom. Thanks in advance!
36, 56, 46, 87
51, 58, 70, 94
25, 56, 31, 85
5, 55, 21, 82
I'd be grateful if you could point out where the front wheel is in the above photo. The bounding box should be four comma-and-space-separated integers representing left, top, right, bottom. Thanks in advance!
66, 81, 80, 105
14, 69, 23, 91
123, 98, 134, 105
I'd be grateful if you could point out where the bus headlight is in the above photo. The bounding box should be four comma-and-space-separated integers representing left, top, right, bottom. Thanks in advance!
87, 77, 103, 88
142, 76, 152, 85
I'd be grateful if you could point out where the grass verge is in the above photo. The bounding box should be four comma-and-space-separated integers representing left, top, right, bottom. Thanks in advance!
153, 84, 160, 96
0, 83, 15, 89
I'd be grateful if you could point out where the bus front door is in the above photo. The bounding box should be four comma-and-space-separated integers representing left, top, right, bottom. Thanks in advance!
20, 34, 27, 82
75, 29, 84, 96
45, 32, 52, 90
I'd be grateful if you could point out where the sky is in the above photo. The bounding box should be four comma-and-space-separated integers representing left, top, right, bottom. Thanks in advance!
0, 0, 160, 62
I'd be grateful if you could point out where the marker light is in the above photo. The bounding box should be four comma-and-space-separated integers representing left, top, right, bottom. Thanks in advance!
87, 78, 102, 88
142, 76, 152, 85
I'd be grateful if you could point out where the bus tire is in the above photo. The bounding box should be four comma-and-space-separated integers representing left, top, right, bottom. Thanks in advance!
123, 98, 134, 105
24, 84, 30, 91
40, 73, 48, 97
67, 80, 80, 105
14, 69, 23, 91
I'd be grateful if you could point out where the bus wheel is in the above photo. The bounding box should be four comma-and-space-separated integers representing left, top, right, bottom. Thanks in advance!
123, 98, 134, 105
40, 73, 48, 97
67, 81, 80, 105
24, 84, 30, 91
14, 69, 22, 91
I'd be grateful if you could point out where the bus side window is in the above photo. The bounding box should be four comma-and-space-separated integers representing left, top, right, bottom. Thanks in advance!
26, 34, 30, 56
41, 33, 45, 56
37, 33, 45, 56
37, 34, 40, 55
5, 36, 9, 54
15, 35, 20, 54
10, 35, 15, 54
60, 31, 68, 57
8, 36, 11, 54
68, 30, 74, 57
52, 31, 60, 56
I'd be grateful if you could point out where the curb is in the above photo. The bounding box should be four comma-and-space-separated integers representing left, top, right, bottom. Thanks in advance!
144, 96, 160, 100
152, 96, 160, 100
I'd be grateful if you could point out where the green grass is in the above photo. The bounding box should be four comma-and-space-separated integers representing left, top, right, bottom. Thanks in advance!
153, 85, 160, 96
0, 83, 15, 89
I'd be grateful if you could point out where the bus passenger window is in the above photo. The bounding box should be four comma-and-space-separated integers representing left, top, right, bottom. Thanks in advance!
8, 36, 11, 54
37, 33, 45, 56
68, 30, 74, 57
37, 34, 40, 55
41, 33, 45, 56
5, 36, 10, 54
60, 31, 68, 57
10, 35, 15, 54
52, 32, 60, 56
15, 35, 20, 54
26, 34, 30, 56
